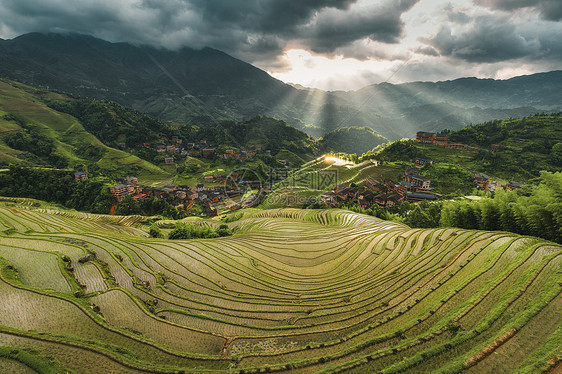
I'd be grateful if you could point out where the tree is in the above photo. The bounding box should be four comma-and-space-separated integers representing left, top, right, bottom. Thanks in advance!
216, 224, 232, 237
116, 195, 142, 216
551, 143, 562, 166
149, 224, 163, 238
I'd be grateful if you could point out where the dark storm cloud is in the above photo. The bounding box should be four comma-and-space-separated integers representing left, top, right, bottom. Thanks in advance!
427, 17, 540, 62
305, 0, 420, 53
188, 0, 356, 32
474, 0, 562, 21
423, 14, 562, 63
0, 0, 418, 66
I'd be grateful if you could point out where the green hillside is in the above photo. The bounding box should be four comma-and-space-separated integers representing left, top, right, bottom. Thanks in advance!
0, 202, 560, 373
319, 126, 388, 155
0, 80, 322, 188
0, 79, 168, 179
361, 114, 562, 192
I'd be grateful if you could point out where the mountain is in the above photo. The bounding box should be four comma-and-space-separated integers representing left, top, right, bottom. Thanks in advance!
1, 32, 561, 141
0, 32, 307, 126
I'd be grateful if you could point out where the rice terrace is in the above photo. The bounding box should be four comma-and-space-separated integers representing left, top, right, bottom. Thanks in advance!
0, 200, 560, 373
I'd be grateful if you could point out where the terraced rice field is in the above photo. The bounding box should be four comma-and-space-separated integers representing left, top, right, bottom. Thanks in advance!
0, 202, 560, 373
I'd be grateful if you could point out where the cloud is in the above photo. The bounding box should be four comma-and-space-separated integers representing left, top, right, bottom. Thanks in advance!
303, 1, 420, 53
0, 0, 559, 90
426, 17, 541, 62
423, 13, 562, 64
474, 0, 562, 21
0, 0, 419, 67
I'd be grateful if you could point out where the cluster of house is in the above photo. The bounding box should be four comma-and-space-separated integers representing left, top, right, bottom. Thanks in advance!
145, 135, 258, 164
415, 131, 470, 150
473, 173, 525, 192
321, 162, 442, 209
108, 173, 268, 216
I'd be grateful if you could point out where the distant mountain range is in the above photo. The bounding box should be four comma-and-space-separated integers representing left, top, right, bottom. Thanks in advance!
1, 32, 561, 140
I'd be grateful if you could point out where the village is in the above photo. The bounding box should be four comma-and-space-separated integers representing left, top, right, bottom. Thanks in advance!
74, 170, 268, 217
145, 134, 259, 164
74, 130, 526, 215
321, 131, 525, 209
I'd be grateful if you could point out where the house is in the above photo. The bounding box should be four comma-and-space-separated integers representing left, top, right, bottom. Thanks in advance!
227, 190, 243, 197
434, 134, 448, 146
196, 183, 205, 192
348, 187, 359, 199
175, 190, 187, 200
396, 181, 413, 196
334, 183, 348, 193
416, 131, 435, 143
406, 192, 441, 202
415, 157, 434, 167
202, 148, 216, 157
109, 184, 136, 201
385, 179, 400, 192
156, 145, 166, 153
186, 190, 198, 200
373, 193, 389, 207
335, 188, 350, 201
386, 194, 404, 207
204, 175, 214, 182
505, 182, 525, 191
410, 175, 431, 191
474, 173, 490, 190
188, 151, 201, 157
204, 201, 217, 216
74, 171, 88, 181
358, 191, 376, 208
416, 131, 447, 145
365, 178, 380, 190
321, 192, 338, 208
164, 157, 175, 165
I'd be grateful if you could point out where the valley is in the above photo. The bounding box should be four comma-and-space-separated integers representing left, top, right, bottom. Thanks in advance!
0, 25, 561, 374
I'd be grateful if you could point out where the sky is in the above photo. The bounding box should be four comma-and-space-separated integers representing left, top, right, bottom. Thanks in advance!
0, 0, 561, 91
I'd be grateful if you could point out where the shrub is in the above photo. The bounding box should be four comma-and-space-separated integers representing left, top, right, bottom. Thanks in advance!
149, 224, 163, 238
168, 223, 232, 239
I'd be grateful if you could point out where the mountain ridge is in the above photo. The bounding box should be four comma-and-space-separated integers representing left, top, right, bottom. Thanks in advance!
1, 32, 560, 140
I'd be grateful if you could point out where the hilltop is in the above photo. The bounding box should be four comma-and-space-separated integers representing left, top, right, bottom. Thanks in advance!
0, 79, 167, 179
1, 33, 560, 140
375, 114, 562, 183
319, 126, 388, 155
0, 202, 560, 373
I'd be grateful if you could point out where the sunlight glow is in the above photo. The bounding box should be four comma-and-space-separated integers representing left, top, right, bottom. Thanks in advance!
323, 155, 352, 166
270, 49, 394, 91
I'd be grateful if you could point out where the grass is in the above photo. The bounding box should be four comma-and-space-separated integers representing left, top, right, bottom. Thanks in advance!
0, 199, 559, 373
